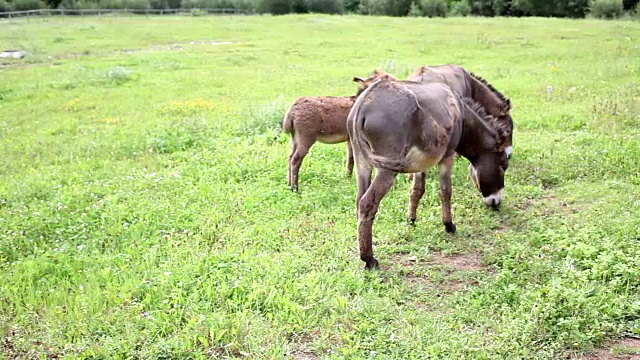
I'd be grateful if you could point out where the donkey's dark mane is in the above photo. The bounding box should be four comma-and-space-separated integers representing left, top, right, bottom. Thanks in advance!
463, 97, 494, 124
468, 72, 510, 105
462, 97, 509, 145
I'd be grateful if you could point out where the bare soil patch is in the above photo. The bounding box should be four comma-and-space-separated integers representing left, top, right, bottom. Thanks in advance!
427, 252, 484, 271
390, 252, 484, 271
290, 351, 319, 360
287, 331, 319, 360
395, 252, 484, 292
404, 274, 475, 292
569, 337, 640, 359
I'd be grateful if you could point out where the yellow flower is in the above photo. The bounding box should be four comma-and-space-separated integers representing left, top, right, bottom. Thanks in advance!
65, 98, 80, 112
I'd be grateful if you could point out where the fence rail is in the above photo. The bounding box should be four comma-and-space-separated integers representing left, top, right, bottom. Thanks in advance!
0, 8, 255, 18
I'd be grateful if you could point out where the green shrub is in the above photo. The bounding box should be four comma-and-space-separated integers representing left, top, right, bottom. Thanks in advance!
511, 0, 589, 17
555, 0, 590, 17
493, 0, 507, 14
407, 1, 421, 15
358, 0, 412, 15
149, 0, 168, 9
209, 0, 256, 9
469, 0, 493, 15
589, 0, 623, 17
449, 0, 470, 14
258, 0, 292, 13
291, 0, 307, 12
180, 0, 197, 7
511, 0, 532, 14
122, 0, 150, 8
357, 0, 384, 14
343, 0, 359, 11
420, 0, 447, 15
12, 0, 47, 10
306, 0, 343, 13
0, 0, 14, 11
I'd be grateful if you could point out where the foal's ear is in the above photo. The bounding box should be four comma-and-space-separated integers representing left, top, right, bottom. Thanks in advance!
353, 76, 365, 84
383, 73, 397, 81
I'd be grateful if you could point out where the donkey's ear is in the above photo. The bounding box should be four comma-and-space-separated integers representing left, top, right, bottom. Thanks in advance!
503, 99, 512, 113
353, 77, 365, 84
499, 101, 510, 116
494, 120, 511, 147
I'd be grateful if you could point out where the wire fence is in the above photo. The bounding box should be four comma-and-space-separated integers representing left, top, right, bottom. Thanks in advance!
0, 7, 255, 18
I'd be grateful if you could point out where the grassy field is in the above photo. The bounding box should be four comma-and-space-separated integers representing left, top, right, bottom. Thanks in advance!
1, 14, 639, 359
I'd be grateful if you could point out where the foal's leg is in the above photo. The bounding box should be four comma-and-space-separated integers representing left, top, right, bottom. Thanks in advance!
438, 156, 456, 233
407, 171, 426, 225
287, 137, 297, 189
345, 140, 354, 178
289, 137, 314, 192
357, 168, 397, 270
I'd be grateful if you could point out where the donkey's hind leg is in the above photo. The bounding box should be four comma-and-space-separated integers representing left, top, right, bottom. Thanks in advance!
289, 137, 314, 192
438, 156, 456, 233
355, 160, 372, 213
357, 168, 397, 270
407, 171, 426, 225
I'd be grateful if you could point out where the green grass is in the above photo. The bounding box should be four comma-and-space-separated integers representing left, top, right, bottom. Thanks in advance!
1, 14, 639, 359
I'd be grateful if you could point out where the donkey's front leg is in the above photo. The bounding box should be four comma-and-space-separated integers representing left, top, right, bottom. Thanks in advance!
438, 156, 456, 234
357, 168, 397, 270
407, 171, 426, 225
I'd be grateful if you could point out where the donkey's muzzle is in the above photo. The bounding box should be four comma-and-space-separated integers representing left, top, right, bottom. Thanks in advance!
482, 189, 503, 207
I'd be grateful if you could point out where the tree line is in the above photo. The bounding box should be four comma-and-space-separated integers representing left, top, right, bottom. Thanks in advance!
1, 0, 637, 20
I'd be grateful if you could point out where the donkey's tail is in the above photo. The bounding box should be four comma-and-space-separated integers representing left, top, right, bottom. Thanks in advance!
369, 154, 410, 172
349, 85, 410, 173
281, 104, 295, 134
352, 130, 409, 172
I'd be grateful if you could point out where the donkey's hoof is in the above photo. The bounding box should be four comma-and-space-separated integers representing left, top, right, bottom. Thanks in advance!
364, 258, 380, 270
407, 217, 417, 226
444, 221, 456, 234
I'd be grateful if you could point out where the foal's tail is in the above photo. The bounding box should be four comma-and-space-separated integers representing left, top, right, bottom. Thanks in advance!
281, 104, 295, 134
